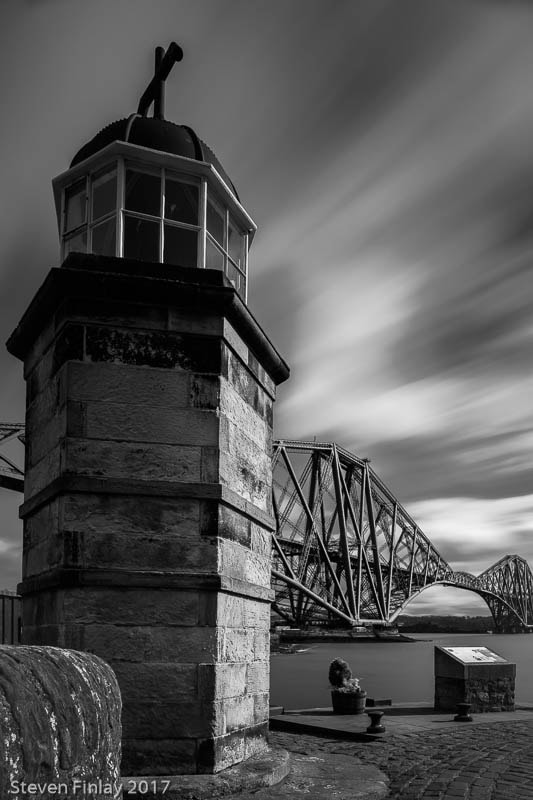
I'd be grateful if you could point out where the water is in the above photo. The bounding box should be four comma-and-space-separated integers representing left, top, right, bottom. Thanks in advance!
270, 633, 533, 709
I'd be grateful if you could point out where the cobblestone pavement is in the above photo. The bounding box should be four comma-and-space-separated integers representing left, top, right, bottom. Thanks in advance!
269, 720, 533, 799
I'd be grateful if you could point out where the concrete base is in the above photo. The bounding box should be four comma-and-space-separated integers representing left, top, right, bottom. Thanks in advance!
121, 746, 291, 799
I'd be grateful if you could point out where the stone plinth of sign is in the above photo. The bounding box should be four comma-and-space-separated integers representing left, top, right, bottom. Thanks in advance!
7, 253, 289, 775
0, 645, 121, 799
434, 645, 515, 713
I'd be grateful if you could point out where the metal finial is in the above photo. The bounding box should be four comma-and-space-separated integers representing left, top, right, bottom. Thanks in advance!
137, 41, 183, 119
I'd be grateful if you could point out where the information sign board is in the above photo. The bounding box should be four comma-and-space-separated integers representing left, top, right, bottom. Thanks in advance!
440, 646, 507, 664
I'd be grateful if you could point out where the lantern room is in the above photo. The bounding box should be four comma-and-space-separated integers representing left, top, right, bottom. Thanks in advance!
51, 43, 255, 302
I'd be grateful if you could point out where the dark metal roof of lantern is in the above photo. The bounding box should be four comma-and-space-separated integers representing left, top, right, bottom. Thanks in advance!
70, 42, 240, 200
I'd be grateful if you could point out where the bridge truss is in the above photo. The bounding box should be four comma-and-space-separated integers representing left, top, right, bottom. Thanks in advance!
1, 429, 532, 632
272, 440, 533, 633
0, 424, 24, 493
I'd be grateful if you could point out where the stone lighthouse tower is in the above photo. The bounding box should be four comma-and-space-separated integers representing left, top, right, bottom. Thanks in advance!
7, 44, 289, 775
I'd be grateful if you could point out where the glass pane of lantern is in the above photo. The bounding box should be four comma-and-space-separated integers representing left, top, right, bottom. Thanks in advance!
65, 180, 87, 232
226, 260, 242, 293
91, 218, 116, 257
228, 219, 243, 267
92, 167, 117, 221
64, 229, 87, 256
205, 236, 225, 271
125, 169, 161, 216
207, 199, 225, 245
164, 225, 198, 268
124, 215, 160, 262
165, 178, 198, 224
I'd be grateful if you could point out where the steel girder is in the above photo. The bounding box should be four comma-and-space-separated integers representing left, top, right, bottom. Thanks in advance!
0, 424, 24, 493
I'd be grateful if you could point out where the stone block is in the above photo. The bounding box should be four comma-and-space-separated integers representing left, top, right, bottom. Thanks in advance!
167, 309, 223, 337
67, 361, 191, 407
62, 493, 200, 537
25, 412, 66, 469
64, 624, 222, 663
243, 601, 271, 630
197, 730, 245, 774
200, 447, 220, 482
85, 326, 222, 373
63, 589, 202, 626
222, 346, 276, 403
20, 624, 65, 647
219, 539, 271, 588
24, 441, 63, 497
253, 630, 271, 662
253, 692, 270, 724
246, 662, 270, 695
63, 438, 202, 482
23, 500, 60, 549
190, 374, 220, 409
216, 505, 252, 546
83, 403, 219, 446
215, 594, 245, 628
222, 320, 249, 365
223, 694, 255, 732
23, 535, 62, 578
221, 628, 255, 663
244, 722, 269, 760
122, 700, 222, 739
219, 431, 271, 510
198, 662, 247, 701
66, 296, 168, 331
250, 524, 271, 557
22, 590, 62, 629
121, 738, 197, 776
112, 662, 198, 702
219, 380, 268, 448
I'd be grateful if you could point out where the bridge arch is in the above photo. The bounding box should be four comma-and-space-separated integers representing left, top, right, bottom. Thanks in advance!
389, 580, 526, 633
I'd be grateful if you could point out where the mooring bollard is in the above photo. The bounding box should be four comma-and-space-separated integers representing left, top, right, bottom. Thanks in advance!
454, 702, 473, 722
366, 710, 385, 734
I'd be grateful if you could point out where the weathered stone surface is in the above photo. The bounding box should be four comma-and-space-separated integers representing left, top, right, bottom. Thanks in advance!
10, 259, 289, 776
83, 403, 219, 446
65, 624, 222, 663
221, 628, 255, 662
220, 379, 268, 448
224, 695, 255, 732
64, 589, 202, 626
121, 738, 197, 776
435, 675, 515, 712
85, 326, 222, 373
67, 361, 192, 406
198, 663, 247, 701
198, 723, 269, 774
122, 699, 222, 739
219, 539, 271, 588
0, 645, 121, 800
64, 437, 203, 481
246, 661, 270, 694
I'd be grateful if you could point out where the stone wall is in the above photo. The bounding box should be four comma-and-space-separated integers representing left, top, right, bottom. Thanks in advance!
435, 675, 515, 713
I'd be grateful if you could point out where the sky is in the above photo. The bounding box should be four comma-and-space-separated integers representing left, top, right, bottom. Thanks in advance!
1, 0, 533, 616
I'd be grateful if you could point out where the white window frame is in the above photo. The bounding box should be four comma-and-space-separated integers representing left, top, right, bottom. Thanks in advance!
57, 143, 252, 302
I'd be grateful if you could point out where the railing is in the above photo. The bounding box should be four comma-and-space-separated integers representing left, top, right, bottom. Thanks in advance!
1, 591, 21, 644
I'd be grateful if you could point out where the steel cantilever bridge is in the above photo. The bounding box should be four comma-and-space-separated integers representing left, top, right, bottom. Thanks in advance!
272, 440, 533, 634
2, 426, 532, 633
